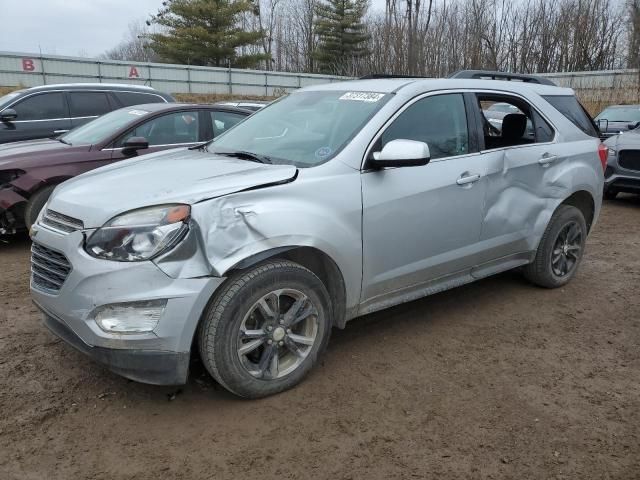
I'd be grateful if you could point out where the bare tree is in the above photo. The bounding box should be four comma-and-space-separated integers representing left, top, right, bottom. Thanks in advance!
102, 21, 159, 62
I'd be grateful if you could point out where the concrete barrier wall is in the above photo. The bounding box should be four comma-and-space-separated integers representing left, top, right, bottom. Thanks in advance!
0, 51, 346, 95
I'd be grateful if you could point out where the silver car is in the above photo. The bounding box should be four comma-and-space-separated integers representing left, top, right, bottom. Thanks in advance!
30, 73, 605, 398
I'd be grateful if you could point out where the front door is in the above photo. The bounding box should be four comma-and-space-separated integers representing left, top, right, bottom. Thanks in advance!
2, 92, 70, 142
360, 93, 490, 312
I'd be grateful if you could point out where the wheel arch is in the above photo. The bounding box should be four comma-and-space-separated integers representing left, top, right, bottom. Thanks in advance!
225, 246, 349, 329
560, 190, 595, 232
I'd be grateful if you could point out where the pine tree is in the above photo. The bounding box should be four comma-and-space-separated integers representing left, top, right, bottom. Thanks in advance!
314, 0, 370, 75
148, 0, 268, 68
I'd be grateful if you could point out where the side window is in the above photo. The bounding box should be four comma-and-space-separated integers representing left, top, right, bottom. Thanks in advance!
117, 111, 200, 147
211, 111, 246, 137
478, 95, 555, 149
68, 92, 111, 117
12, 92, 67, 120
115, 92, 164, 107
380, 94, 469, 160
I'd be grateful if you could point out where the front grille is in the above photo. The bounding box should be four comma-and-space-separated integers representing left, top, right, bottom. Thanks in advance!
30, 242, 72, 293
618, 150, 640, 172
40, 209, 84, 233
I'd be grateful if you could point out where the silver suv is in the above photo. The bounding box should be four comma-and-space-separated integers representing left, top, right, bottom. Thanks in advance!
30, 72, 605, 398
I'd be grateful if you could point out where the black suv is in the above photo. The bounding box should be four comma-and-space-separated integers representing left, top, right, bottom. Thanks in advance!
0, 84, 175, 144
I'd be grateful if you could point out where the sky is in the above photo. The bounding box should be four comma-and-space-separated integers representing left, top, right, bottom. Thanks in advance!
0, 0, 162, 57
0, 0, 388, 58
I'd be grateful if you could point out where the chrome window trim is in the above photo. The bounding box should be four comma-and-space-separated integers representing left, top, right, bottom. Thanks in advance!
361, 88, 559, 170
11, 115, 98, 124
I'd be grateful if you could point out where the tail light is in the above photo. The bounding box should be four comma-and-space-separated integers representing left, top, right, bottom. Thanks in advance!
597, 143, 608, 172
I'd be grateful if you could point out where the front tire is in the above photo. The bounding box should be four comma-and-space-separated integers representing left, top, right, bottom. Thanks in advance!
198, 259, 332, 398
24, 185, 56, 229
523, 205, 587, 288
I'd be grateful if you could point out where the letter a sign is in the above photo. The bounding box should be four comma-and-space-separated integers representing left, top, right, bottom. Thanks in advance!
128, 66, 140, 78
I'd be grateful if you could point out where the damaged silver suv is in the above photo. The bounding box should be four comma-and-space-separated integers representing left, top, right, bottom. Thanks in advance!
30, 72, 605, 398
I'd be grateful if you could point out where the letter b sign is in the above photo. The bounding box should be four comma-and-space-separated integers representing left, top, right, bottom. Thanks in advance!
22, 58, 36, 71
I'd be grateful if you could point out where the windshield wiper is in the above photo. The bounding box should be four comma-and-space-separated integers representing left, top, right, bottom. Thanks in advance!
213, 149, 272, 164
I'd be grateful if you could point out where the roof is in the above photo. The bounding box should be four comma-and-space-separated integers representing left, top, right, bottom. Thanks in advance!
300, 77, 575, 97
23, 83, 159, 92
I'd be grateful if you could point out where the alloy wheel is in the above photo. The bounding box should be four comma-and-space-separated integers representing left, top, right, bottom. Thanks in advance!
551, 221, 582, 277
237, 289, 319, 379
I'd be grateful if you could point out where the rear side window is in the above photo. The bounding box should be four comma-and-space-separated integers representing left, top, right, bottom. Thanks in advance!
114, 91, 165, 107
68, 91, 111, 117
13, 92, 67, 120
542, 95, 599, 137
211, 111, 246, 136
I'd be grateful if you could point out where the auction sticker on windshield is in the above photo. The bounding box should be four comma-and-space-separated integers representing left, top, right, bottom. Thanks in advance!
339, 92, 385, 102
128, 109, 149, 116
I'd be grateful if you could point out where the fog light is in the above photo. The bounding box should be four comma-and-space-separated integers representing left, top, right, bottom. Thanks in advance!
93, 300, 167, 334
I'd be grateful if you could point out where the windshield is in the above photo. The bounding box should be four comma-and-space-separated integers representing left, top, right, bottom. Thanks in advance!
0, 91, 21, 108
61, 107, 150, 145
209, 90, 390, 167
595, 106, 640, 123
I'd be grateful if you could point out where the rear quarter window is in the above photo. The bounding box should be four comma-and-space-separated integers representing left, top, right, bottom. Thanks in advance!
542, 95, 599, 137
114, 91, 165, 107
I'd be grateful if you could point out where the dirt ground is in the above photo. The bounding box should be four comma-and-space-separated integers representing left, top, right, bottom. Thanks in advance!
1, 198, 639, 480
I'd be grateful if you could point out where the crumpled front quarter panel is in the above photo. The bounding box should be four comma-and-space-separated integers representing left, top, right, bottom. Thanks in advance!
155, 164, 364, 312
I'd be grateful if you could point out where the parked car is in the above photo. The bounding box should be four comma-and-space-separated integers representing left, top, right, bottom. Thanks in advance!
215, 100, 270, 111
30, 72, 604, 398
594, 104, 640, 139
603, 129, 640, 198
0, 83, 174, 144
0, 103, 250, 234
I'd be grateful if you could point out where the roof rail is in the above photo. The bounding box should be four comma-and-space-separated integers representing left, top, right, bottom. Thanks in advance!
449, 70, 556, 86
359, 74, 429, 79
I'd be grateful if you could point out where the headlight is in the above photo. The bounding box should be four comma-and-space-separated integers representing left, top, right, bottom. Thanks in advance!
85, 204, 190, 261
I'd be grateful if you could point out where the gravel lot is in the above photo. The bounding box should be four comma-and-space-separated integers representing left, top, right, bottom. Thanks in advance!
1, 197, 639, 480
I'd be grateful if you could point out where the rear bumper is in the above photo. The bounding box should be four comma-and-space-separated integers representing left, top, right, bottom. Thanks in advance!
40, 307, 190, 385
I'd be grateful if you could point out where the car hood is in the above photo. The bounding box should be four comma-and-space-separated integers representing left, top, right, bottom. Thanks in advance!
604, 130, 640, 149
48, 148, 298, 228
0, 138, 91, 169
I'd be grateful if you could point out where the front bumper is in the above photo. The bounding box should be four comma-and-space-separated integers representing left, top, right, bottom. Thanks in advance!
40, 309, 189, 385
604, 168, 640, 193
30, 224, 225, 385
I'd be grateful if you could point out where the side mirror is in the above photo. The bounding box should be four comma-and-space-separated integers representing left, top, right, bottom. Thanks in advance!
0, 109, 17, 122
371, 139, 431, 168
122, 136, 149, 154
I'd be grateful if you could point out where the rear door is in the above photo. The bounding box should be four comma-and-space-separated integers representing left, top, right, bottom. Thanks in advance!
360, 92, 491, 309
469, 91, 563, 270
1, 92, 70, 142
67, 91, 113, 130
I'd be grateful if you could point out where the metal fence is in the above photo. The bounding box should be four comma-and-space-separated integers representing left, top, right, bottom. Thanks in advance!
0, 51, 346, 96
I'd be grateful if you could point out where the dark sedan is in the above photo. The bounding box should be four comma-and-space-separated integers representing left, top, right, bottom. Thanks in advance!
0, 103, 250, 234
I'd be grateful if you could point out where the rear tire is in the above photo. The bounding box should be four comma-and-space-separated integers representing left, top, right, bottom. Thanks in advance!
24, 185, 56, 229
198, 259, 332, 398
523, 205, 587, 289
603, 188, 618, 200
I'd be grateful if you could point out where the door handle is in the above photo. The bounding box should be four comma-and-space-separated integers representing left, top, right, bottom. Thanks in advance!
456, 173, 481, 185
538, 153, 559, 165
53, 130, 69, 135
